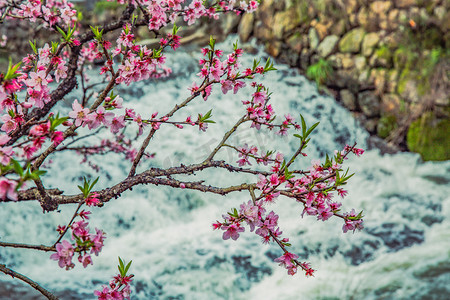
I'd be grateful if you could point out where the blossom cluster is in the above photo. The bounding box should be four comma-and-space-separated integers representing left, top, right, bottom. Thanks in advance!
51, 195, 105, 270
94, 260, 133, 300
1, 0, 78, 28
214, 143, 365, 276
213, 200, 314, 276
94, 274, 133, 300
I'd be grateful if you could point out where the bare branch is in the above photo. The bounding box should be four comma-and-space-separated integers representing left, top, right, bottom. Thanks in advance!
0, 241, 55, 252
0, 263, 59, 300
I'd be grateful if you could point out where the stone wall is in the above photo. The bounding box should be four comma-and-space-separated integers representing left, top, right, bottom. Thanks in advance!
1, 0, 448, 160
236, 0, 449, 160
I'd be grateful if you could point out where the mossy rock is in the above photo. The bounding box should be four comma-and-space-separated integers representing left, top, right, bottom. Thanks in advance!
407, 112, 450, 161
397, 68, 420, 102
375, 46, 392, 63
339, 28, 366, 53
377, 115, 397, 139
393, 47, 410, 69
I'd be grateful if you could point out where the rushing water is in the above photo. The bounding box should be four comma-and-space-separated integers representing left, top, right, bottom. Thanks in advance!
1, 37, 449, 299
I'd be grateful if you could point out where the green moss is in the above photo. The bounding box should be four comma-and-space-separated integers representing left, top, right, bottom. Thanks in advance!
377, 115, 397, 139
376, 45, 391, 60
396, 69, 409, 95
407, 112, 450, 161
94, 0, 123, 14
398, 99, 407, 114
306, 58, 333, 86
294, 0, 313, 24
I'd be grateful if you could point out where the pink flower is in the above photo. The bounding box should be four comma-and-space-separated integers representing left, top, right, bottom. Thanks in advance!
78, 253, 93, 268
56, 225, 67, 234
54, 62, 68, 83
222, 223, 245, 240
220, 80, 233, 94
94, 287, 112, 300
0, 177, 17, 201
25, 70, 52, 91
337, 188, 348, 198
0, 146, 14, 165
51, 131, 64, 146
68, 100, 90, 127
85, 192, 100, 206
317, 207, 333, 221
353, 147, 364, 156
274, 252, 299, 269
87, 106, 114, 130
212, 222, 222, 230
71, 220, 89, 238
256, 174, 267, 190
109, 116, 126, 133
50, 240, 75, 270
1, 114, 17, 133
253, 91, 266, 105
269, 174, 279, 186
233, 81, 245, 94
79, 210, 91, 220
90, 228, 106, 256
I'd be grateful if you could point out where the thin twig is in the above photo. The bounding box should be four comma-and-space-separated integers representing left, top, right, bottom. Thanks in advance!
0, 241, 55, 252
53, 201, 84, 246
0, 264, 59, 300
204, 115, 248, 162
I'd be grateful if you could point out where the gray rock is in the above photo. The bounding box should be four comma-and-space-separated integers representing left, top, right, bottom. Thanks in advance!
308, 27, 320, 49
358, 91, 380, 117
339, 27, 366, 53
362, 32, 380, 57
370, 1, 392, 14
340, 89, 357, 110
395, 0, 415, 8
317, 35, 339, 57
238, 13, 254, 42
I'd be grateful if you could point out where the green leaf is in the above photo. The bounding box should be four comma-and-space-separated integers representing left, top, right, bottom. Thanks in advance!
252, 58, 260, 71
4, 59, 21, 80
341, 172, 355, 182
172, 24, 180, 35
90, 26, 102, 40
89, 177, 99, 191
51, 41, 59, 54
56, 26, 67, 39
11, 159, 24, 177
153, 48, 162, 58
50, 113, 69, 131
77, 176, 99, 198
118, 257, 124, 270
209, 36, 216, 49
300, 114, 307, 137
66, 23, 77, 40
233, 40, 238, 51
29, 40, 37, 54
263, 58, 277, 72
305, 121, 320, 138
204, 109, 212, 119
124, 260, 132, 274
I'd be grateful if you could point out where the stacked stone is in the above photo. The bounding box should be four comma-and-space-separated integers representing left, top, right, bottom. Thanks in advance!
237, 0, 449, 160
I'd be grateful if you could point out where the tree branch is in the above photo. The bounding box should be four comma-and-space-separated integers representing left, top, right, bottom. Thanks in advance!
0, 242, 55, 252
0, 263, 59, 300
